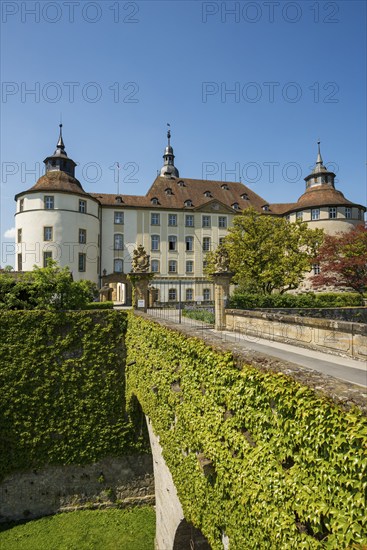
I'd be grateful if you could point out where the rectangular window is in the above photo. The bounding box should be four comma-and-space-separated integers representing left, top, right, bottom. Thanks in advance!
168, 260, 177, 273
329, 207, 337, 219
79, 200, 87, 213
203, 237, 211, 251
296, 211, 303, 221
78, 253, 86, 272
19, 199, 24, 212
312, 264, 320, 275
168, 214, 177, 226
168, 288, 177, 301
186, 288, 193, 301
43, 226, 53, 241
168, 235, 177, 251
185, 214, 194, 227
114, 259, 123, 273
151, 259, 160, 273
218, 216, 227, 228
202, 215, 211, 228
185, 236, 194, 251
219, 237, 225, 246
151, 235, 160, 251
345, 207, 351, 219
203, 288, 211, 301
79, 228, 86, 244
114, 234, 123, 250
44, 195, 54, 209
17, 253, 23, 271
17, 228, 22, 243
43, 251, 52, 267
114, 211, 124, 224
311, 208, 320, 220
358, 209, 362, 220
151, 213, 160, 225
186, 260, 194, 273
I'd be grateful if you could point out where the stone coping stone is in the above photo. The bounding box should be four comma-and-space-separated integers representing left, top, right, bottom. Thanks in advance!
136, 312, 367, 416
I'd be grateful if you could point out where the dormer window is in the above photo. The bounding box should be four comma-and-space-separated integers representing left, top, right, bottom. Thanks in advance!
151, 197, 159, 205
241, 193, 249, 200
221, 184, 229, 190
204, 191, 212, 198
262, 204, 269, 212
232, 202, 240, 210
177, 180, 186, 187
115, 196, 123, 204
184, 199, 193, 207
165, 187, 173, 195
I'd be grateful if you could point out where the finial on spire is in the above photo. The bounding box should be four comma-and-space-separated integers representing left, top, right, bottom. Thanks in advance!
167, 123, 171, 146
316, 139, 323, 165
57, 123, 65, 151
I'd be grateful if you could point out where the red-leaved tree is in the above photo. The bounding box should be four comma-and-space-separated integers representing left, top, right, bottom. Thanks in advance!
312, 224, 367, 295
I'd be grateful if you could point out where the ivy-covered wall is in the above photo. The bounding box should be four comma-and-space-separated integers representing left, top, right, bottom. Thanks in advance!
126, 314, 367, 549
0, 310, 146, 482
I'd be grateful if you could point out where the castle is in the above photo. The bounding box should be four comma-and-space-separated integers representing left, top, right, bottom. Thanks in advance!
14, 126, 365, 304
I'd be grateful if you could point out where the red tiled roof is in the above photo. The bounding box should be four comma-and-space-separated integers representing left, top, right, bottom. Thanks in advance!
16, 171, 89, 198
91, 176, 269, 212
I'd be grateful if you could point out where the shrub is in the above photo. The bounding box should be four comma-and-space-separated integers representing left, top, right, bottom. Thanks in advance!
228, 292, 363, 309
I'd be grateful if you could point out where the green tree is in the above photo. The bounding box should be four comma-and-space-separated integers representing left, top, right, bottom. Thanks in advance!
0, 260, 97, 310
206, 207, 323, 294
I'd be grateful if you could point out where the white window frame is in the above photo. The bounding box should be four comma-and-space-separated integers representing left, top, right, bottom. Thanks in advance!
44, 226, 53, 241
311, 208, 320, 220
44, 195, 54, 209
151, 259, 160, 273
79, 199, 87, 213
151, 235, 160, 251
186, 260, 194, 273
114, 234, 124, 250
168, 235, 177, 251
202, 215, 211, 228
218, 216, 227, 228
168, 214, 177, 226
168, 260, 177, 273
151, 213, 160, 226
203, 237, 211, 252
114, 211, 124, 224
185, 215, 194, 227
185, 236, 194, 251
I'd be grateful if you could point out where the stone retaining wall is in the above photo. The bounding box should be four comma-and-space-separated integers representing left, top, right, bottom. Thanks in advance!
225, 309, 367, 360
0, 455, 154, 523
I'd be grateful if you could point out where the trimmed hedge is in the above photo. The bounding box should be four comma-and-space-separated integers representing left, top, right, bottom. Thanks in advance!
84, 301, 114, 310
126, 314, 367, 549
229, 292, 363, 309
0, 310, 146, 481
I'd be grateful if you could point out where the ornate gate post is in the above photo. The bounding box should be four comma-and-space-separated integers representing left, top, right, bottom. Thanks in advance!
211, 246, 233, 330
128, 244, 153, 313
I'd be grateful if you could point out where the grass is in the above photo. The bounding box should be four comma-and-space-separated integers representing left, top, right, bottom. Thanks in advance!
0, 507, 155, 550
182, 308, 215, 324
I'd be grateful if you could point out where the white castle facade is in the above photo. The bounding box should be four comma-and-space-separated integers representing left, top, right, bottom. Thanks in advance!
14, 126, 365, 304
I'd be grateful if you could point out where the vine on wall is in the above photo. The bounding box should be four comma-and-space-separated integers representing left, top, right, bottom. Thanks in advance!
126, 314, 367, 549
0, 310, 147, 481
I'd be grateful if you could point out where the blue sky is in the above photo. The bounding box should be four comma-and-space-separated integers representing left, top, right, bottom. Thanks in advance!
1, 0, 366, 264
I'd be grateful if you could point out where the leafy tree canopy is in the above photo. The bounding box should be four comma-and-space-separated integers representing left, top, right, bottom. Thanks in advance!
0, 260, 97, 310
312, 224, 367, 295
205, 207, 324, 294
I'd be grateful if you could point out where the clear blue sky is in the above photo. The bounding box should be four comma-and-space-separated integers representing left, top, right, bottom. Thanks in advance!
1, 0, 366, 264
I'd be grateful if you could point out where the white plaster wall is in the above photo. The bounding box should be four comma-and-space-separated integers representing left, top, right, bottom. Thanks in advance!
15, 192, 100, 283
